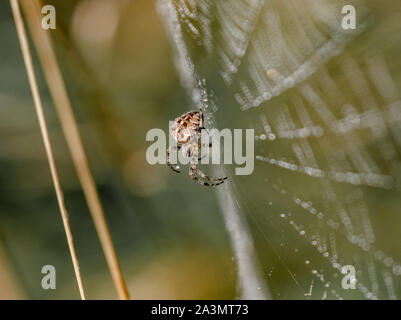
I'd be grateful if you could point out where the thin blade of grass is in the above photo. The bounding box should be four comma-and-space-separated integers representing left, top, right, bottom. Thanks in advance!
20, 0, 130, 300
9, 0, 86, 300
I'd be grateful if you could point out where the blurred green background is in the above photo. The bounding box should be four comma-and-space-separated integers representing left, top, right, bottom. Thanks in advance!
0, 0, 236, 299
1, 0, 401, 300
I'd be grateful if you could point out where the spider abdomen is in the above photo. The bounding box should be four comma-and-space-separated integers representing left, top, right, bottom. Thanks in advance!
171, 111, 202, 144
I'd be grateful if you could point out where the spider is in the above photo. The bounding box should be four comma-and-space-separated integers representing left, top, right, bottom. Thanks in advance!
167, 108, 227, 186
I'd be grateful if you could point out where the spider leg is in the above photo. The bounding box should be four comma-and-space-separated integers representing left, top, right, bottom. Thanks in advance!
197, 108, 208, 160
199, 107, 205, 129
189, 163, 227, 187
193, 165, 227, 182
197, 143, 212, 161
167, 145, 181, 173
199, 143, 212, 148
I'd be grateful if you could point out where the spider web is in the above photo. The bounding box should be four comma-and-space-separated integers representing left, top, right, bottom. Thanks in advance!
158, 0, 401, 299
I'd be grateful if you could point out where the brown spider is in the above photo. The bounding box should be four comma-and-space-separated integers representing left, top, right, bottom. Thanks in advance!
167, 108, 227, 186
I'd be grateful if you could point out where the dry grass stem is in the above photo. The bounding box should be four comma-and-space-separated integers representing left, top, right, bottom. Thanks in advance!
21, 0, 130, 299
9, 0, 86, 300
